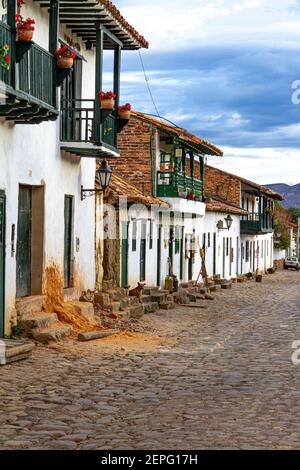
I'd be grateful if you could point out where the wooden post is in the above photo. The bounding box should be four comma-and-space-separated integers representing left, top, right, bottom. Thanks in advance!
7, 0, 16, 89
94, 23, 104, 145
49, 0, 59, 109
113, 45, 121, 107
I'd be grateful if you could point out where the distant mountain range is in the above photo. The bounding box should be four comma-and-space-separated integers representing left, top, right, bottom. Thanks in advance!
267, 183, 300, 208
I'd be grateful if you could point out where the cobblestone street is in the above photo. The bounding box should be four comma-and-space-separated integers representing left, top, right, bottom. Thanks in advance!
1, 270, 300, 450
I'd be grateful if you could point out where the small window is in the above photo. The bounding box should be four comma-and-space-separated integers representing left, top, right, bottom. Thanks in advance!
226, 238, 229, 257
246, 241, 250, 262
132, 220, 137, 252
149, 220, 153, 250
175, 226, 181, 254
207, 232, 211, 248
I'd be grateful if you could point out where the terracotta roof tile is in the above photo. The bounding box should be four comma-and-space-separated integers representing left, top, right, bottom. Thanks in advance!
101, 1, 149, 48
206, 199, 249, 216
98, 174, 169, 207
132, 111, 223, 157
205, 165, 284, 201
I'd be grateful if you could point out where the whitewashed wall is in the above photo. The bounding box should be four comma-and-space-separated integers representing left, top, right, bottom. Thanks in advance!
203, 212, 241, 280
240, 234, 274, 274
0, 2, 96, 333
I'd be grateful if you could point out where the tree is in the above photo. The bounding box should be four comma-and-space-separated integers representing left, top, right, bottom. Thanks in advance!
288, 207, 300, 224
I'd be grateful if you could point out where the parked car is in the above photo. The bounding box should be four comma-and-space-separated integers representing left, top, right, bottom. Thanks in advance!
284, 256, 300, 270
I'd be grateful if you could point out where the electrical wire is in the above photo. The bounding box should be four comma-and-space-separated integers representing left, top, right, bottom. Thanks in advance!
138, 50, 161, 119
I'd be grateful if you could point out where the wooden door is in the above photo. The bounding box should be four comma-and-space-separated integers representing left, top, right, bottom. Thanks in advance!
64, 196, 73, 288
16, 187, 32, 297
0, 191, 5, 337
157, 225, 162, 287
140, 221, 146, 282
121, 221, 129, 288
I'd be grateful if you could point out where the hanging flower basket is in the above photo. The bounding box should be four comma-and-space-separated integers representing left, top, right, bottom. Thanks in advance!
117, 103, 132, 120
54, 45, 76, 69
0, 44, 11, 71
16, 14, 35, 41
99, 91, 117, 109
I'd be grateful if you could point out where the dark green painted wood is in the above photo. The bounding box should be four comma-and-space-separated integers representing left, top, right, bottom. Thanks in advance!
64, 195, 73, 289
121, 221, 129, 288
94, 23, 103, 145
157, 224, 162, 287
7, 0, 16, 88
140, 221, 146, 282
49, 0, 59, 108
16, 187, 32, 298
180, 225, 184, 280
0, 191, 5, 337
0, 21, 13, 87
113, 45, 121, 107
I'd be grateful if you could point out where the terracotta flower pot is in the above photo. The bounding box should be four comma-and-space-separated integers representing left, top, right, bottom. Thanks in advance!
57, 56, 74, 69
18, 29, 33, 41
118, 110, 131, 120
101, 98, 115, 110
160, 165, 166, 172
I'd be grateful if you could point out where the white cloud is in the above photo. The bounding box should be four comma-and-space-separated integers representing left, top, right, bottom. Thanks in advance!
209, 146, 300, 184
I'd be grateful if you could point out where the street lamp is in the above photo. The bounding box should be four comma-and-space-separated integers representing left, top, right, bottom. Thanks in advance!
217, 214, 233, 231
81, 159, 112, 200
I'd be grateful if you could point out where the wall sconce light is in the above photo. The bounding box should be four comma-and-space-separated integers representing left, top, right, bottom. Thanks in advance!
217, 214, 233, 231
81, 159, 112, 200
174, 148, 184, 159
86, 40, 93, 51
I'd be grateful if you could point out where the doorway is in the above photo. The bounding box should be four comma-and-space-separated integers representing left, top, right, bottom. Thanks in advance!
121, 221, 129, 288
140, 221, 146, 282
213, 233, 217, 276
64, 196, 74, 288
157, 225, 162, 287
16, 186, 44, 298
0, 191, 5, 337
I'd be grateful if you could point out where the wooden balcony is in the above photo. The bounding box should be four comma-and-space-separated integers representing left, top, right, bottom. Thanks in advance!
156, 170, 204, 200
0, 21, 58, 123
60, 99, 119, 158
240, 212, 274, 234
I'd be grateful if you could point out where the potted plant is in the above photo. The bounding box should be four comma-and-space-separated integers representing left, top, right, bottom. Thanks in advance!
16, 14, 35, 41
117, 103, 132, 120
99, 91, 117, 109
54, 45, 76, 69
0, 44, 11, 71
160, 164, 166, 172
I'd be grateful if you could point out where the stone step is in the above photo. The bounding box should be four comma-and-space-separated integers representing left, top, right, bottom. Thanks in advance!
105, 289, 126, 301
160, 301, 176, 310
109, 301, 121, 314
16, 295, 46, 319
143, 286, 159, 296
128, 304, 144, 319
32, 323, 73, 344
141, 295, 154, 304
0, 339, 35, 366
65, 301, 95, 323
151, 293, 168, 304
144, 302, 160, 314
20, 312, 58, 330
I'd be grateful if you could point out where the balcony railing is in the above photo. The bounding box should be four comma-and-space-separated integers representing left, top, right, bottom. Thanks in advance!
17, 43, 55, 107
0, 22, 13, 87
241, 212, 274, 234
60, 99, 118, 155
156, 170, 204, 200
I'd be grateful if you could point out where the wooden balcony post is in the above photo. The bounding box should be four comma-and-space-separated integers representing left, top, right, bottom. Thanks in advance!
114, 45, 121, 108
7, 0, 16, 89
190, 151, 195, 193
200, 155, 204, 201
94, 22, 104, 145
49, 0, 59, 108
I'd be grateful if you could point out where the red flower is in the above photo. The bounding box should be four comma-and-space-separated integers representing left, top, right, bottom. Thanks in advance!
98, 90, 117, 101
4, 55, 11, 63
117, 103, 132, 112
54, 45, 76, 59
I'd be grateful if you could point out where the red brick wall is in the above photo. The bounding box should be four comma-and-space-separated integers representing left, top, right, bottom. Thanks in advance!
204, 165, 241, 206
107, 117, 155, 197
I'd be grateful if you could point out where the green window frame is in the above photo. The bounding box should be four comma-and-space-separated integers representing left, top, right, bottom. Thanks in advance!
132, 220, 137, 252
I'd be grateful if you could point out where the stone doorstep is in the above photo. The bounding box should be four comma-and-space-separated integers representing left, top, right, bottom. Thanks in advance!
32, 323, 73, 344
65, 301, 95, 323
16, 295, 46, 319
144, 302, 160, 314
0, 339, 35, 366
20, 312, 58, 331
143, 286, 160, 296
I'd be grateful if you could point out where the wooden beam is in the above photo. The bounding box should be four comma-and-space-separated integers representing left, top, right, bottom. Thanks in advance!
93, 23, 104, 145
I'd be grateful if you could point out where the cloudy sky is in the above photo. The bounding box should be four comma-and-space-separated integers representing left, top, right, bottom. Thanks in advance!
111, 0, 300, 185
